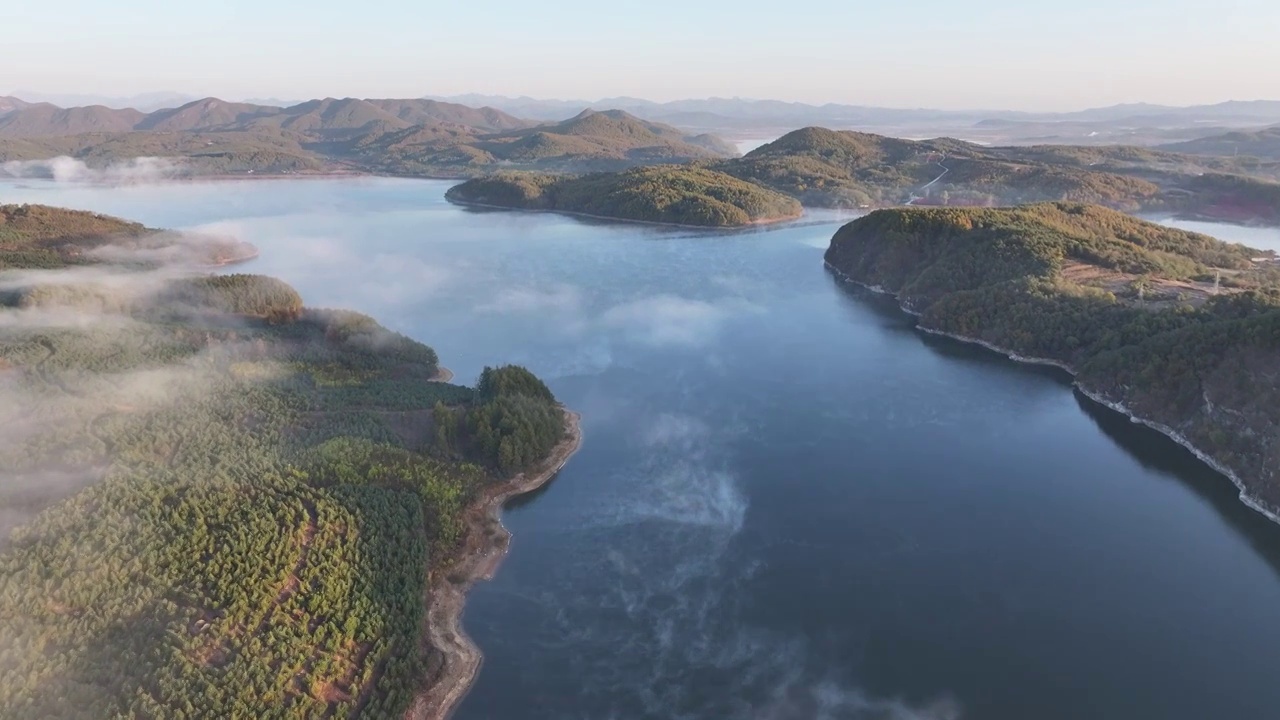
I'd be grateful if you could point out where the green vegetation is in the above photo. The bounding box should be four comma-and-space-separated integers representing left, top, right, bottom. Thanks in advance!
715, 127, 945, 207
1, 203, 146, 268
0, 131, 323, 175
710, 128, 1280, 224
939, 158, 1162, 211
159, 274, 305, 321
1177, 173, 1280, 224
8, 96, 1279, 225
446, 165, 802, 227
353, 109, 735, 176
0, 101, 735, 177
435, 366, 564, 475
1160, 126, 1280, 162
0, 206, 568, 718
825, 202, 1280, 510
0, 203, 256, 270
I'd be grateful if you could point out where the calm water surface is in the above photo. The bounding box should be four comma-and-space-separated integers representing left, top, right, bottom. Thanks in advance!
4, 177, 1280, 720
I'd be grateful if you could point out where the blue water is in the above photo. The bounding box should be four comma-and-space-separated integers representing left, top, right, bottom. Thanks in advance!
4, 177, 1280, 720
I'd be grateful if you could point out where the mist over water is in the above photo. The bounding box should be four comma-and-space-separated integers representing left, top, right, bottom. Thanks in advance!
1, 156, 183, 184
6, 177, 1280, 719
1150, 216, 1280, 253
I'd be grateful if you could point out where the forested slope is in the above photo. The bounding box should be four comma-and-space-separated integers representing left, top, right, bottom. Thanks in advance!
714, 128, 1280, 223
824, 203, 1280, 514
0, 205, 569, 718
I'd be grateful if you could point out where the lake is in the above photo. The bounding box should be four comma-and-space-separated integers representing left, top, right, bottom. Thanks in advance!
4, 177, 1280, 720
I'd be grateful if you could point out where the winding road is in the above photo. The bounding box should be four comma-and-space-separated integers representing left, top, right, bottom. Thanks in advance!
908, 157, 950, 205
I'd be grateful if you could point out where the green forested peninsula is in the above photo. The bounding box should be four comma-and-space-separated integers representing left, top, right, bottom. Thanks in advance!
824, 203, 1280, 514
445, 165, 803, 227
0, 205, 570, 718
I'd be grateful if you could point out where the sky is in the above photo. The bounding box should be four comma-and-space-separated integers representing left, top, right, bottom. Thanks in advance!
2, 0, 1278, 111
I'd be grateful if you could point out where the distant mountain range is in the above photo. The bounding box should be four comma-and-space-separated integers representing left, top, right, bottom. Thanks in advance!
9, 91, 1280, 147
2, 93, 1278, 225
0, 96, 532, 138
429, 95, 1280, 145
0, 96, 737, 176
1158, 125, 1280, 161
4, 91, 199, 113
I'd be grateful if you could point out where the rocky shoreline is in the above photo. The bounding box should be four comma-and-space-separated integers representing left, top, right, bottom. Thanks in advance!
825, 260, 1280, 526
405, 408, 583, 720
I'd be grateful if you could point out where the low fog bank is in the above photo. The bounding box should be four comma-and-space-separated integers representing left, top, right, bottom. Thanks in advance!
1, 156, 185, 185
83, 229, 258, 268
0, 257, 274, 542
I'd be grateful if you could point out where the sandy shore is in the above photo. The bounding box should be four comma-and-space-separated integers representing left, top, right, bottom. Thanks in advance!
405, 408, 582, 720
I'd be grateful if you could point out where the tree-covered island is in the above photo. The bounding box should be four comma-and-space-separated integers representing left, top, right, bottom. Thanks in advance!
445, 165, 803, 227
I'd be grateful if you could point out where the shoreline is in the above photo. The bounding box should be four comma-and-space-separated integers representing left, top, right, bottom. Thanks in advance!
406, 408, 583, 720
824, 260, 1280, 525
1171, 211, 1280, 230
1072, 387, 1280, 525
445, 196, 806, 231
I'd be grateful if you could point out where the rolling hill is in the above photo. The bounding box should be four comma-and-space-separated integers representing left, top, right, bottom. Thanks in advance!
134, 98, 279, 132
0, 97, 30, 116
446, 165, 800, 226
0, 98, 737, 177
348, 109, 738, 176
710, 127, 1280, 219
0, 104, 145, 137
1160, 126, 1280, 161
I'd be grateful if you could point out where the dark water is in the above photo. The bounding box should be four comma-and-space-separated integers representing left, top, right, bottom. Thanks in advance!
5, 177, 1280, 719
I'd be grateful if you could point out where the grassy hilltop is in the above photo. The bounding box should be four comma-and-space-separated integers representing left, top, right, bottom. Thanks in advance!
0, 205, 569, 718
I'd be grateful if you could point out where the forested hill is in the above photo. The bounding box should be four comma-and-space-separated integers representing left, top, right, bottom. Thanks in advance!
1160, 125, 1280, 161
713, 127, 1280, 224
0, 203, 257, 269
0, 206, 570, 717
0, 98, 737, 177
445, 165, 803, 227
824, 203, 1280, 516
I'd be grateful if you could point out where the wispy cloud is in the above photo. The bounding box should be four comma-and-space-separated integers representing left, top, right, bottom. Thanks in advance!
601, 294, 757, 347
475, 284, 583, 315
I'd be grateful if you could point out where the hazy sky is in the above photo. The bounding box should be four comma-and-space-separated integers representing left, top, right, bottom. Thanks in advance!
3, 0, 1277, 110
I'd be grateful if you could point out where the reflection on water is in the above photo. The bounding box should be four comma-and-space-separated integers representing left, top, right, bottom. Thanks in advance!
3, 178, 1280, 720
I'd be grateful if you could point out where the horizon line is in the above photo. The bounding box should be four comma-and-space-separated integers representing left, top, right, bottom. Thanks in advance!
6, 90, 1280, 117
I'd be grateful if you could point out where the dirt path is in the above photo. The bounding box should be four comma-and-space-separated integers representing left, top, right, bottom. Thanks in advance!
405, 408, 582, 720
